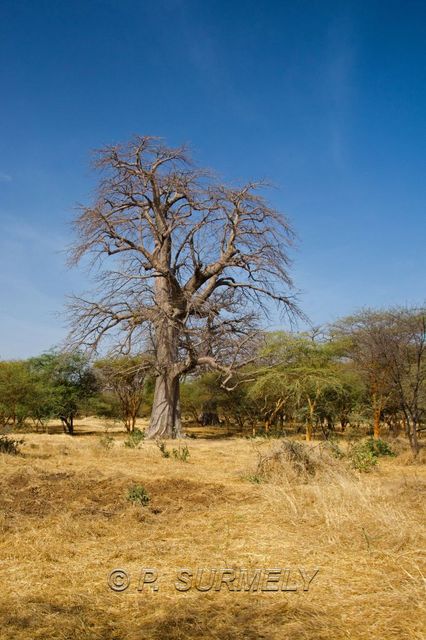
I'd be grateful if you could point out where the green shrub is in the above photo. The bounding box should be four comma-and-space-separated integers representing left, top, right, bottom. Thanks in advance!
349, 438, 396, 472
124, 428, 145, 449
246, 473, 263, 484
349, 442, 378, 472
126, 484, 150, 506
367, 438, 395, 457
0, 435, 24, 455
156, 440, 170, 458
172, 444, 190, 462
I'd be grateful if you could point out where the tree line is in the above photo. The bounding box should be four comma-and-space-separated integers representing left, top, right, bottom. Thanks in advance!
1, 306, 424, 453
183, 306, 425, 454
0, 352, 151, 436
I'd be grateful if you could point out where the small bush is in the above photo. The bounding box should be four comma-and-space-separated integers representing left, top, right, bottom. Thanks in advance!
127, 484, 150, 506
172, 444, 190, 462
349, 442, 378, 472
280, 440, 317, 476
124, 428, 145, 449
246, 473, 263, 484
253, 439, 317, 483
368, 438, 395, 457
156, 440, 170, 458
0, 435, 24, 455
349, 438, 396, 473
247, 438, 351, 485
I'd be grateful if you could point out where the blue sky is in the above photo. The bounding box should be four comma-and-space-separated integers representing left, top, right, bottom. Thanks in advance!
0, 0, 425, 358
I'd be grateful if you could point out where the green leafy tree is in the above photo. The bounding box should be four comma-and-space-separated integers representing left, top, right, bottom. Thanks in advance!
0, 360, 38, 427
181, 372, 259, 433
29, 352, 97, 435
250, 332, 343, 441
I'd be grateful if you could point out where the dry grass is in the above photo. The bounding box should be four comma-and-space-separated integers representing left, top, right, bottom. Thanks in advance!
0, 421, 425, 639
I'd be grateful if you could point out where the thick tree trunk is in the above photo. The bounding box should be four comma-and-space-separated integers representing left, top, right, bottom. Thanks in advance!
147, 249, 186, 439
147, 316, 182, 437
147, 372, 181, 438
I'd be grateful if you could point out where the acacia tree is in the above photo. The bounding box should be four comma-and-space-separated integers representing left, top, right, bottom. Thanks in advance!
67, 136, 298, 438
332, 308, 426, 452
332, 312, 395, 440
372, 308, 425, 454
0, 361, 39, 427
29, 352, 97, 435
249, 332, 342, 441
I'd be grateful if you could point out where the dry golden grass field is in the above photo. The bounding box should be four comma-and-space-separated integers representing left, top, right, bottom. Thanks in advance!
0, 419, 425, 640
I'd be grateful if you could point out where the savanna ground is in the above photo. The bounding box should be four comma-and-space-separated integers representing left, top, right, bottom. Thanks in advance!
0, 418, 425, 640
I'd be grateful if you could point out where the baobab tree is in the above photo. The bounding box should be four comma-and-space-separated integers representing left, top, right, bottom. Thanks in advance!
67, 136, 299, 438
